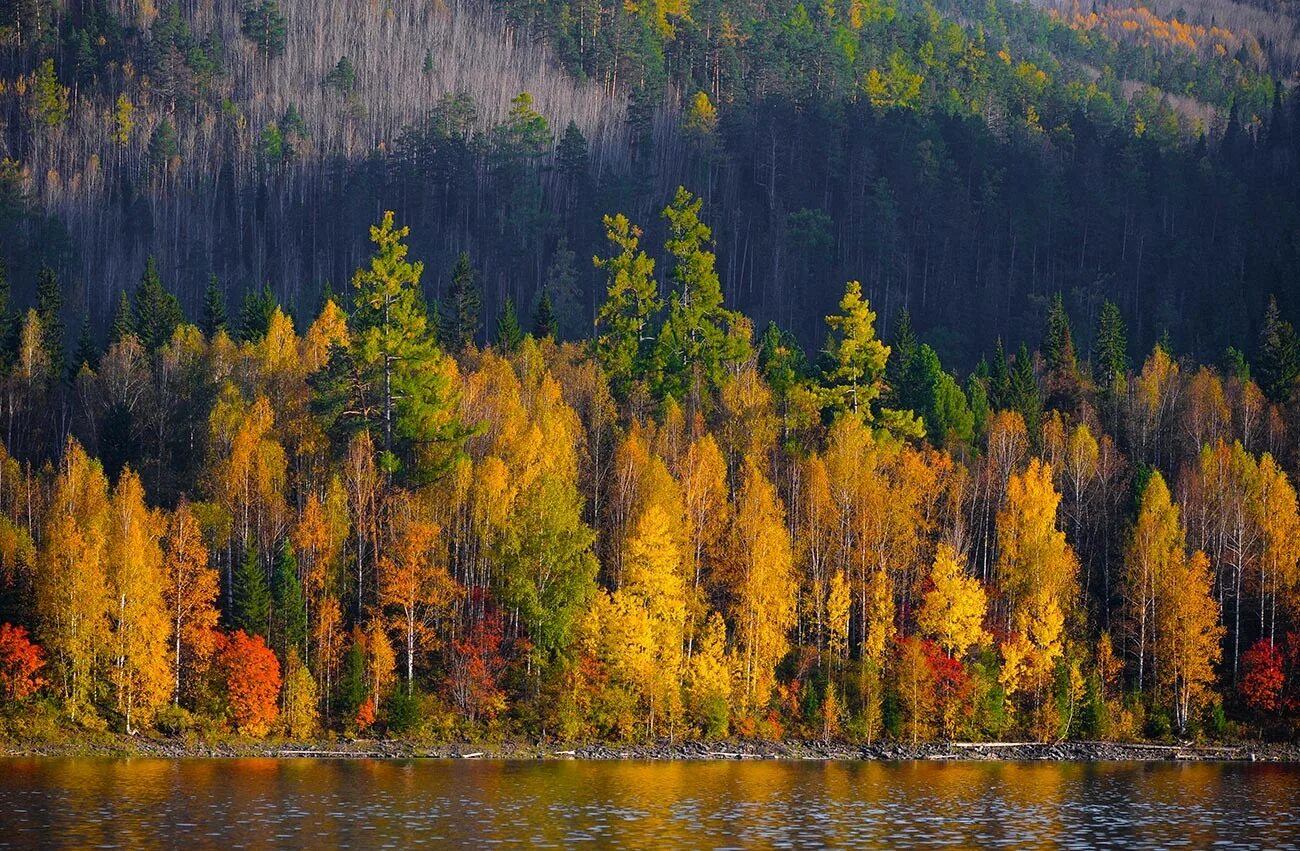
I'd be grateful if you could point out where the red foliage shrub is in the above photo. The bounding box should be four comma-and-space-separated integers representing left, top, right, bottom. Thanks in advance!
215, 630, 281, 736
0, 623, 46, 700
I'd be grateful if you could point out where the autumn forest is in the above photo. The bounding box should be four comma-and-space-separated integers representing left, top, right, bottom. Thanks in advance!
0, 188, 1298, 749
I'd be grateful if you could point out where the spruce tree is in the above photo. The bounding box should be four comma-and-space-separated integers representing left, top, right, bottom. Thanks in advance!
109, 290, 135, 346
442, 252, 480, 351
989, 338, 1011, 409
273, 540, 307, 660
133, 256, 183, 350
73, 315, 97, 372
233, 545, 271, 638
201, 275, 228, 337
532, 289, 558, 340
1094, 299, 1129, 393
885, 308, 917, 407
1257, 295, 1299, 404
1008, 342, 1042, 437
495, 296, 523, 353
1043, 292, 1081, 409
237, 284, 278, 342
35, 266, 65, 379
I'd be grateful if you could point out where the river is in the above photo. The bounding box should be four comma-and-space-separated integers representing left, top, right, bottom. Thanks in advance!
0, 757, 1296, 848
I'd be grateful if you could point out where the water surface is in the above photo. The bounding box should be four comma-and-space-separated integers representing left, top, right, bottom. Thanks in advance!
0, 757, 1296, 848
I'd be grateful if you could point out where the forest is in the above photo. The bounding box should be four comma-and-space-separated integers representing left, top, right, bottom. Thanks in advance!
0, 190, 1299, 747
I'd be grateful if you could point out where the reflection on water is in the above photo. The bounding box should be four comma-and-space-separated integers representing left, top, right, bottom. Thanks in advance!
0, 757, 1296, 848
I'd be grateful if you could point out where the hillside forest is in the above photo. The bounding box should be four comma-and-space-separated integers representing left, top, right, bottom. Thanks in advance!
1, 0, 1300, 369
1, 194, 1300, 746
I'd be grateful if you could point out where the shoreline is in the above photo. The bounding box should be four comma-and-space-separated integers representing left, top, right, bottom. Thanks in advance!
5, 737, 1299, 762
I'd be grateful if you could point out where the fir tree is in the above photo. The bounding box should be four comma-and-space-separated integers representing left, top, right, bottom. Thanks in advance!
35, 266, 65, 379
133, 256, 183, 350
989, 338, 1011, 410
233, 545, 271, 638
1043, 292, 1082, 409
109, 290, 135, 346
201, 275, 228, 337
1094, 299, 1129, 393
442, 252, 480, 351
73, 315, 97, 372
532, 288, 558, 340
594, 214, 660, 396
1257, 295, 1299, 404
495, 296, 523, 353
272, 540, 307, 660
885, 308, 917, 407
1008, 343, 1042, 438
237, 284, 278, 343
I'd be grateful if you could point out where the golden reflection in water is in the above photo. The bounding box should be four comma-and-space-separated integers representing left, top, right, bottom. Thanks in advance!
1, 757, 1297, 848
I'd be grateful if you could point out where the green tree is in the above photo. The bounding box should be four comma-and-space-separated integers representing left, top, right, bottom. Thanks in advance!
1008, 343, 1042, 438
1257, 295, 1298, 404
819, 280, 893, 423
240, 0, 287, 55
651, 186, 750, 402
348, 212, 470, 476
494, 474, 598, 670
324, 56, 355, 93
1094, 300, 1128, 394
1043, 292, 1082, 409
442, 252, 480, 351
202, 275, 228, 337
133, 256, 184, 350
237, 285, 278, 343
35, 266, 65, 379
532, 288, 558, 340
495, 296, 523, 353
149, 120, 178, 169
31, 59, 68, 128
594, 213, 660, 396
272, 539, 307, 661
109, 290, 135, 347
233, 545, 271, 639
905, 344, 974, 448
73, 315, 97, 372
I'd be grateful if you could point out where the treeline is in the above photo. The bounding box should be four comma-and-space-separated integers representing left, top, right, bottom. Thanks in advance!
3, 0, 1300, 377
1, 198, 1300, 744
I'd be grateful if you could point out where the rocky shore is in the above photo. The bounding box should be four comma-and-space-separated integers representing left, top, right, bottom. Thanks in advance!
6, 736, 1299, 762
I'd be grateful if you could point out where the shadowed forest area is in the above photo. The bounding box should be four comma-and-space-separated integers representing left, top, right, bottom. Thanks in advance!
1, 0, 1299, 366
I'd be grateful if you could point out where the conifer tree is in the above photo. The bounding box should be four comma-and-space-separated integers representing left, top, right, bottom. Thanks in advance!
594, 214, 660, 396
273, 540, 307, 661
234, 545, 271, 639
1008, 343, 1042, 438
1094, 299, 1129, 393
442, 252, 480, 351
1257, 295, 1299, 403
651, 186, 749, 402
73, 315, 97, 372
238, 285, 278, 343
109, 290, 135, 346
495, 296, 523, 353
133, 256, 183, 351
532, 289, 558, 340
201, 275, 228, 337
35, 266, 65, 380
348, 212, 470, 476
